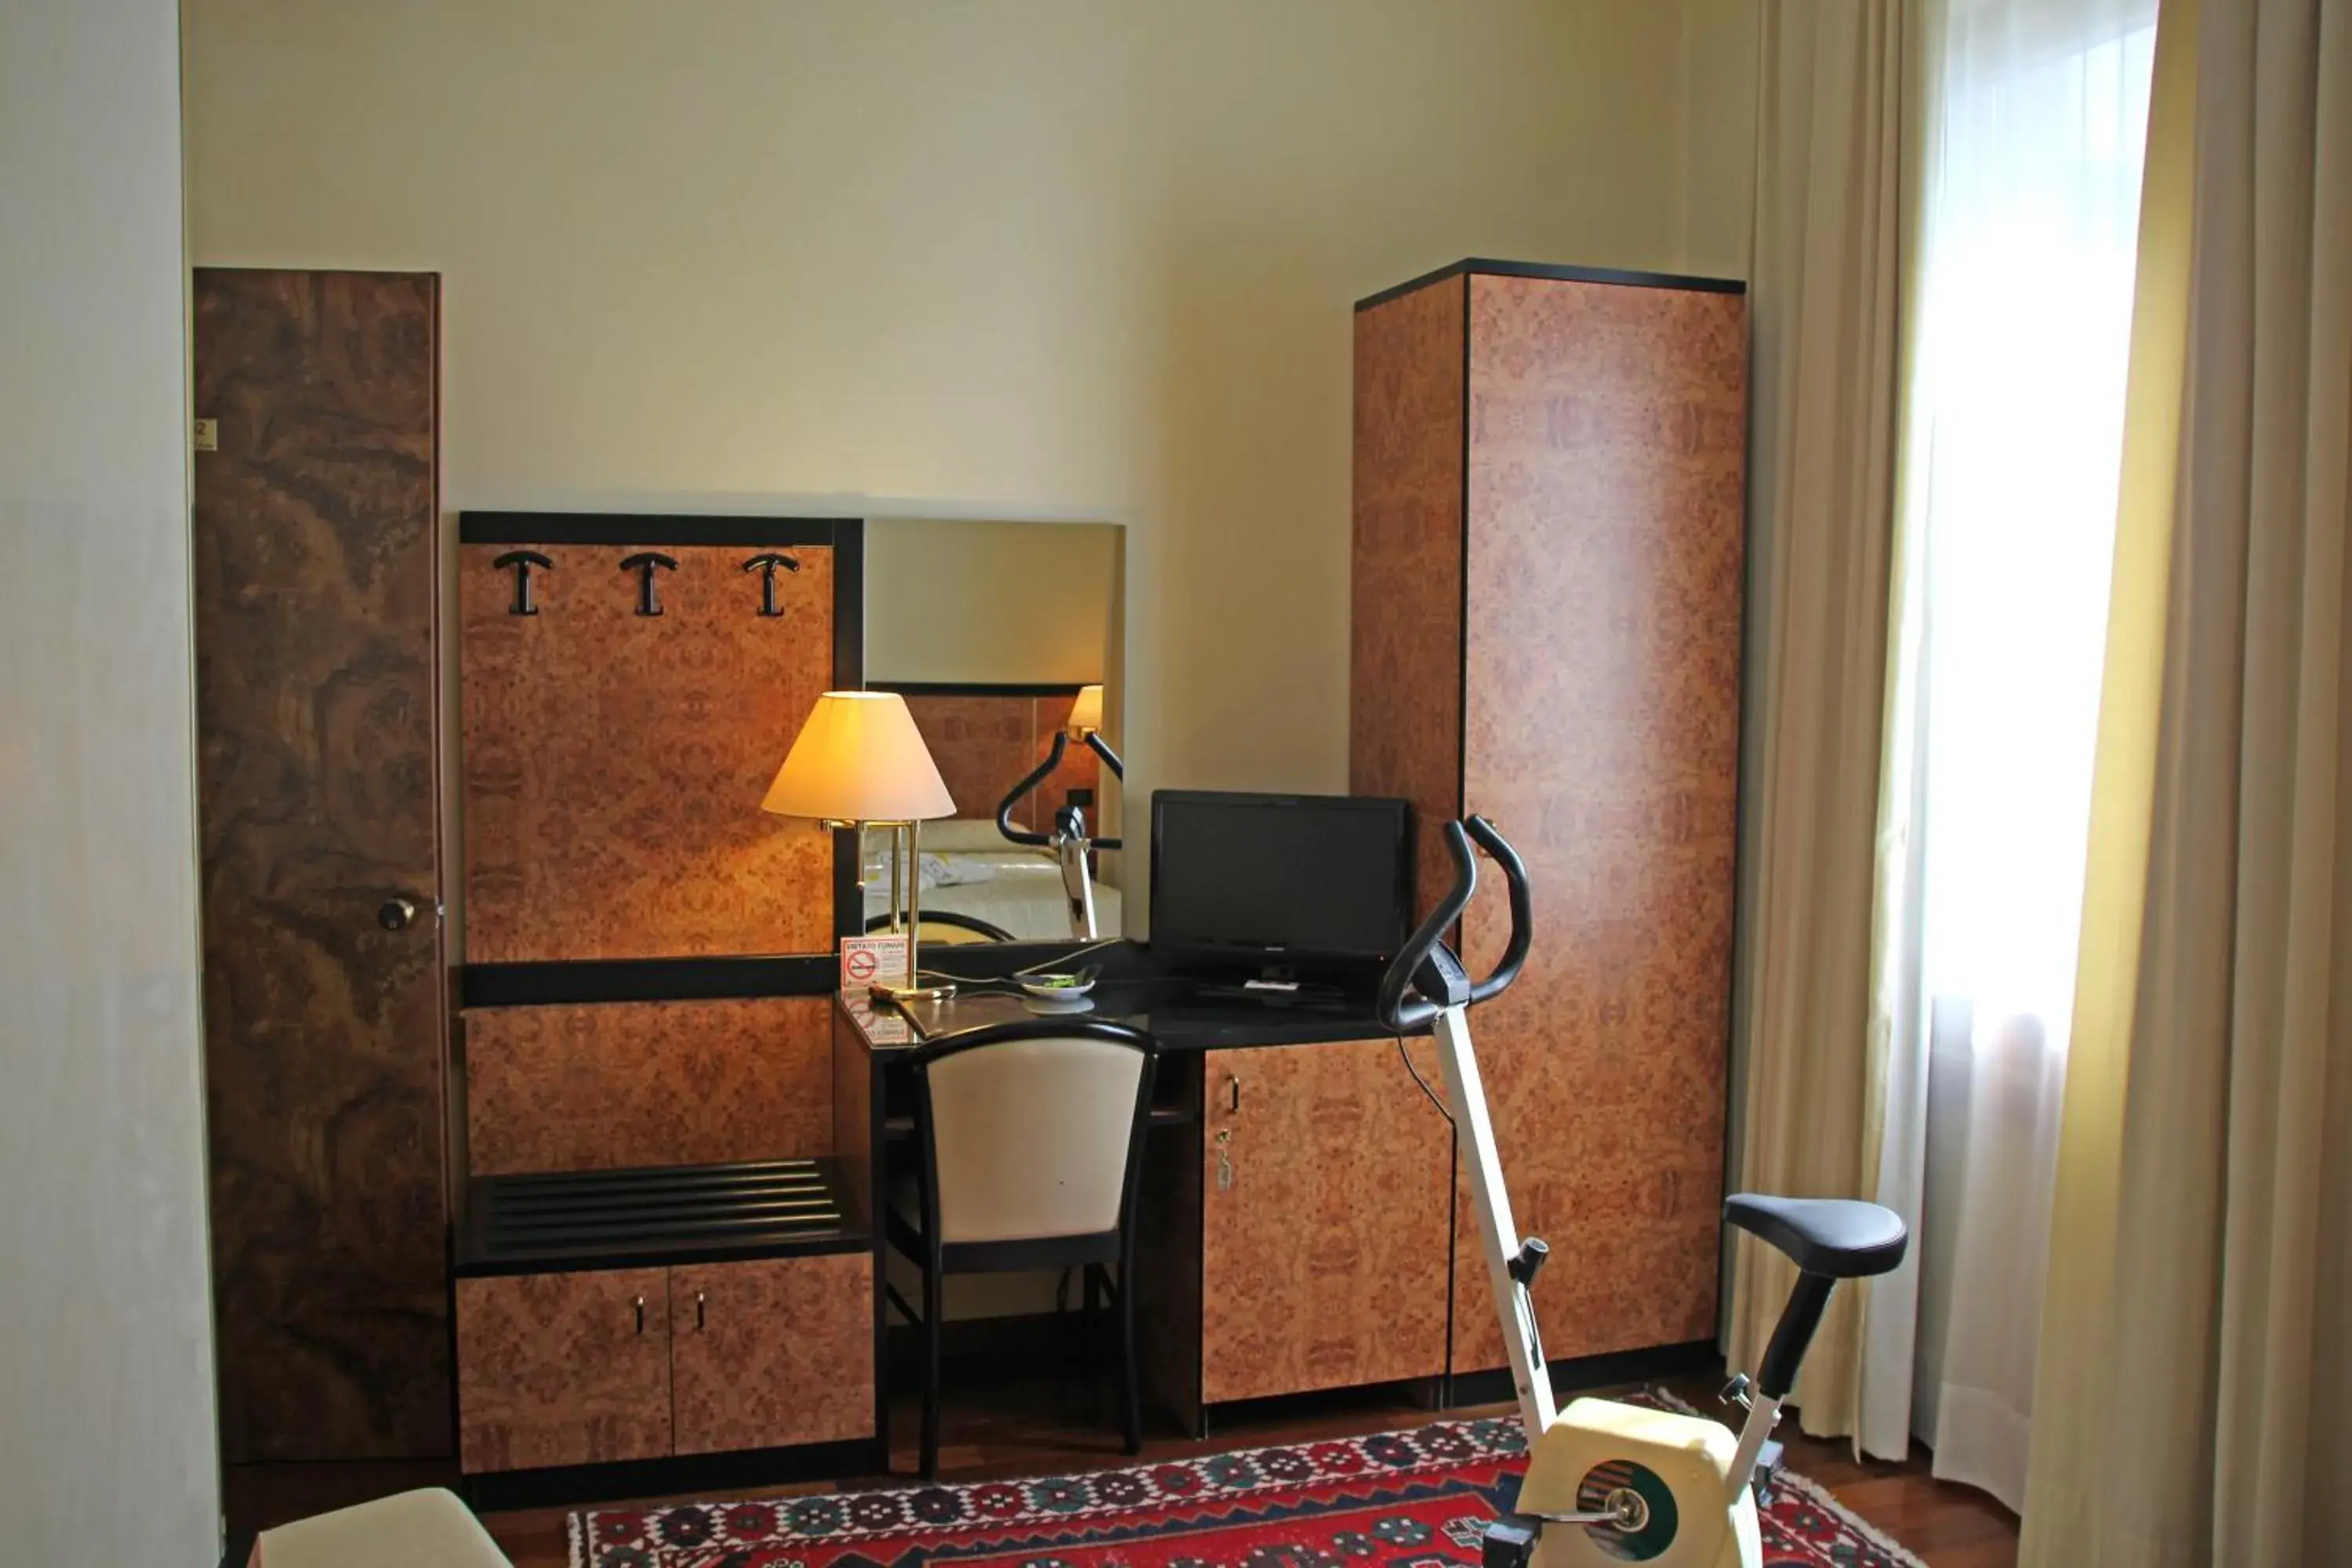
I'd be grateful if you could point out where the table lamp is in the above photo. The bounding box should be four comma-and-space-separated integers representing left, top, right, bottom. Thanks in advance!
1065, 681, 1104, 739
763, 691, 957, 1001
1063, 682, 1123, 777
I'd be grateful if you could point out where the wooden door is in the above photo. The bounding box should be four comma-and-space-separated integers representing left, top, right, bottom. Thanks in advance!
456, 1269, 672, 1472
1453, 273, 1746, 1369
1199, 1040, 1452, 1403
192, 269, 450, 1461
670, 1253, 874, 1454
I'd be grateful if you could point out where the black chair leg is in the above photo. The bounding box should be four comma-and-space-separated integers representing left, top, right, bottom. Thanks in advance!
1082, 1262, 1102, 1374
1118, 1259, 1142, 1455
921, 1261, 943, 1481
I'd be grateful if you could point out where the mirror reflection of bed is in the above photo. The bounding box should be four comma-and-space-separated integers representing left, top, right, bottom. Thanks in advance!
860, 518, 1124, 943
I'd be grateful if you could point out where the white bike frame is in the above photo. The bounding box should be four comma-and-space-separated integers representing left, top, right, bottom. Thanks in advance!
1428, 1004, 1782, 1508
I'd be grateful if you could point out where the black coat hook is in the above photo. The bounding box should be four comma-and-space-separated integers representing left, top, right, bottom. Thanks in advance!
491, 550, 553, 616
618, 552, 677, 617
741, 552, 802, 617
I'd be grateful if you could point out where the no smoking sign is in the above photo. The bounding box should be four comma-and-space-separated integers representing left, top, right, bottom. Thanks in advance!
839, 934, 908, 992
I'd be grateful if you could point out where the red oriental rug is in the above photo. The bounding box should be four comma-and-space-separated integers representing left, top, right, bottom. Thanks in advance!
567, 1411, 1926, 1568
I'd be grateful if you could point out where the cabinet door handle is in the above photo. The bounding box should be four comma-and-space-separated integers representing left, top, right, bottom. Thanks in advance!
695, 1290, 706, 1332
1228, 1073, 1241, 1114
633, 1294, 645, 1334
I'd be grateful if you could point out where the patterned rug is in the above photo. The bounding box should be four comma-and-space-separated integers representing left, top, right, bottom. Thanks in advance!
568, 1410, 1926, 1568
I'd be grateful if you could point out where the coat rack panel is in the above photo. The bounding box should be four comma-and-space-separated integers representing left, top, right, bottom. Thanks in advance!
464, 996, 833, 1175
461, 541, 837, 964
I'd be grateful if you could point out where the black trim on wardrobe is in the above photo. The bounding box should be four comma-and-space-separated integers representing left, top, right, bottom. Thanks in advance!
1715, 294, 1759, 1343
457, 512, 858, 548
831, 518, 866, 946
1355, 257, 1747, 314
459, 953, 836, 1008
868, 680, 1088, 699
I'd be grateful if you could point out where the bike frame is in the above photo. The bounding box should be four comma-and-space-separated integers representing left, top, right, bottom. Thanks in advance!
1430, 1000, 1780, 1508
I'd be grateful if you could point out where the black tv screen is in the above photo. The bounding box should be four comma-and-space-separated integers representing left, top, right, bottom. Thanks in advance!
1149, 791, 1413, 960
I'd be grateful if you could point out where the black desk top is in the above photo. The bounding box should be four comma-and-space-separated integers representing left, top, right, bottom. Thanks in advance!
837, 975, 1412, 1054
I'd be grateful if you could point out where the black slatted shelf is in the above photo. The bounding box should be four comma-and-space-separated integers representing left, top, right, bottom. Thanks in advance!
457, 1157, 868, 1276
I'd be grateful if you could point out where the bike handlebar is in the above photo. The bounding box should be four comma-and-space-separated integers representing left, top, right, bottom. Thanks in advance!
1374, 814, 1533, 1031
995, 730, 1123, 852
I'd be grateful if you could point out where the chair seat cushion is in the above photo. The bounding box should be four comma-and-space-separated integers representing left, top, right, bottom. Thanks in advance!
1724, 1193, 1908, 1278
256, 1488, 510, 1568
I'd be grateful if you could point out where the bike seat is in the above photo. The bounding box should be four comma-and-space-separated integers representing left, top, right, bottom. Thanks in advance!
1724, 1193, 1907, 1279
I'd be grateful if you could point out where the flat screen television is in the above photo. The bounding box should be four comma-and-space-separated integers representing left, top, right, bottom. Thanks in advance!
1149, 790, 1414, 963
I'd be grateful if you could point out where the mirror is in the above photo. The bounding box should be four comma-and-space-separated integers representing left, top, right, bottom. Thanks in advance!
861, 519, 1125, 944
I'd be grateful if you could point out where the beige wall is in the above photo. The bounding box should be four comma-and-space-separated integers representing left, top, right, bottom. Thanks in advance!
866, 518, 1120, 688
2, 0, 221, 1559
1679, 0, 1762, 278
182, 0, 1741, 865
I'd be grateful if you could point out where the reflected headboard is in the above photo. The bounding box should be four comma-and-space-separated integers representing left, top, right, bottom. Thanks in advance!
869, 681, 1098, 831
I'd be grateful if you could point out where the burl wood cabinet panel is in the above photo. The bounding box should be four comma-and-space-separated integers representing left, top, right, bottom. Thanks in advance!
1351, 275, 1468, 924
456, 1269, 672, 1473
460, 542, 836, 963
1350, 265, 1744, 1374
1457, 274, 1744, 1368
1199, 1040, 1452, 1403
466, 996, 833, 1174
191, 269, 451, 1461
670, 1254, 874, 1454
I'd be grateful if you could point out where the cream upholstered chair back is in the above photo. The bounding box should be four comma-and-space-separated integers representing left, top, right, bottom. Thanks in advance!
913, 1022, 1155, 1247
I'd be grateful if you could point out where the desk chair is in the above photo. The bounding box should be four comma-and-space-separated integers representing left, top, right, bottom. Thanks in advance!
884, 1018, 1158, 1478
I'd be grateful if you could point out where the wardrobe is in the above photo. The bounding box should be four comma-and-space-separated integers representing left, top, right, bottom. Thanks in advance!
1349, 260, 1748, 1371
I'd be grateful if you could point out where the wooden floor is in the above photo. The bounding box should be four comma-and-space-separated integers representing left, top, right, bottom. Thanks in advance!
226, 1370, 2018, 1567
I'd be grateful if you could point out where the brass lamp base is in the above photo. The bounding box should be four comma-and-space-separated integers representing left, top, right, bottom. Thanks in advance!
871, 979, 957, 1005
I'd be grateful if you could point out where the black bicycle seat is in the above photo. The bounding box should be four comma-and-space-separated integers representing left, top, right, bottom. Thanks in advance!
1724, 1193, 1907, 1279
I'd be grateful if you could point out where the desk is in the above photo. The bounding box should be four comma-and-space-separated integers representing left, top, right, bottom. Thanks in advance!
851, 974, 1417, 1052
833, 964, 1457, 1432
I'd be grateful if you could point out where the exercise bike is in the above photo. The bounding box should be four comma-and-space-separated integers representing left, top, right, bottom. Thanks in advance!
1377, 816, 1908, 1568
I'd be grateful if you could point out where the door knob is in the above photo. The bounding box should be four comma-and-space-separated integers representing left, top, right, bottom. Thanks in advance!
376, 896, 419, 931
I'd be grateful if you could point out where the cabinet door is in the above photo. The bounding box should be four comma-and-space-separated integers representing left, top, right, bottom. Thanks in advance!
1200, 1040, 1452, 1403
456, 1269, 671, 1472
1452, 274, 1743, 1367
670, 1252, 875, 1455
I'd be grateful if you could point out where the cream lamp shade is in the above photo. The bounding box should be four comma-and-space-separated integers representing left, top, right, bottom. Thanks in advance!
1065, 683, 1105, 735
761, 691, 955, 822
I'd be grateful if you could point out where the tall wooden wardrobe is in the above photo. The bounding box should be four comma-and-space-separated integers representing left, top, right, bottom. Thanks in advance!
1349, 260, 1747, 1372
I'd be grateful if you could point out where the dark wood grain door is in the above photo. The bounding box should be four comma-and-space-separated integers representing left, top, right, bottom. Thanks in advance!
193, 269, 449, 1461
1199, 1040, 1453, 1403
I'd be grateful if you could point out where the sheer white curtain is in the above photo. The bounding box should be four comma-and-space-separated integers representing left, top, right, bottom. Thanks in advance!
1863, 0, 2157, 1508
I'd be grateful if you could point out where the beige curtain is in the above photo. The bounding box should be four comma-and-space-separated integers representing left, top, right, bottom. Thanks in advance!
1727, 0, 1917, 1439
2022, 0, 2352, 1561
